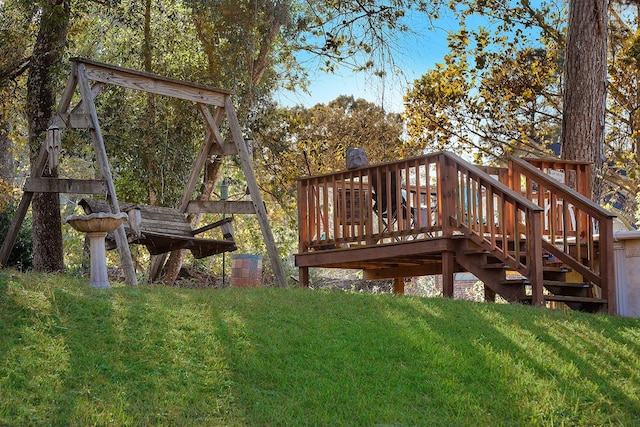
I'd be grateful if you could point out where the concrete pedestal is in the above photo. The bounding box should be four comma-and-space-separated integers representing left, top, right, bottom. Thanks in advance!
65, 212, 128, 289
87, 231, 111, 288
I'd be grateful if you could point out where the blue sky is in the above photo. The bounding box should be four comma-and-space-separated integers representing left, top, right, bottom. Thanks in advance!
276, 1, 549, 113
276, 7, 461, 112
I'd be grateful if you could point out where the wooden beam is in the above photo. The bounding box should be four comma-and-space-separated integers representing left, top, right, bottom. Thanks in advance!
363, 262, 446, 280
24, 178, 107, 194
179, 130, 216, 212
56, 67, 79, 114
185, 200, 256, 215
529, 211, 545, 307
198, 104, 237, 155
52, 113, 93, 129
599, 216, 616, 314
77, 63, 138, 286
225, 96, 287, 287
74, 57, 228, 107
295, 238, 455, 268
53, 82, 105, 130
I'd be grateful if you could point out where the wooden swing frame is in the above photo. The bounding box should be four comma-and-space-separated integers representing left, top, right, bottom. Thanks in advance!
0, 57, 286, 287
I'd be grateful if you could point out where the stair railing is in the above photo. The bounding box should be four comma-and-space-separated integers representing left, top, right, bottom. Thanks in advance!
441, 153, 546, 305
508, 157, 617, 313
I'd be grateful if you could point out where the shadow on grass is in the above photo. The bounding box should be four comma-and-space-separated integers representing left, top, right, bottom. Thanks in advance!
50, 286, 245, 425
394, 298, 640, 425
223, 288, 640, 426
0, 274, 245, 426
2, 272, 639, 426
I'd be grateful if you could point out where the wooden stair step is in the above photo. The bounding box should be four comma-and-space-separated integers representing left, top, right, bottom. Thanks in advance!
543, 280, 590, 288
498, 278, 528, 286
481, 262, 506, 269
543, 266, 570, 273
458, 248, 486, 255
544, 295, 606, 304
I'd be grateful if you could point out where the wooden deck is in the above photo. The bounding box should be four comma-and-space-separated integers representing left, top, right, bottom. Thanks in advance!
295, 152, 617, 314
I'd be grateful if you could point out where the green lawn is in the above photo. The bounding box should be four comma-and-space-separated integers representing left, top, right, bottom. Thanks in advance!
1, 269, 639, 426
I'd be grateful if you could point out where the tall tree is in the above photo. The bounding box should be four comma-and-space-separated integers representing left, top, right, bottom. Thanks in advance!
606, 3, 640, 222
562, 0, 608, 201
27, 0, 71, 272
403, 1, 565, 163
0, 0, 34, 207
253, 96, 408, 215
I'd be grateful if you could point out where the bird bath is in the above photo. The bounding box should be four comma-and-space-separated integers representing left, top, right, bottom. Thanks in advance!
65, 212, 129, 288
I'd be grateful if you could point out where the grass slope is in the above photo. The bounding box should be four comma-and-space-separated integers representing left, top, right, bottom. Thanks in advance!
1, 270, 640, 426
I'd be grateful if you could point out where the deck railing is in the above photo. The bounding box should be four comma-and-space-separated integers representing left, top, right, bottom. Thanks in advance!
297, 153, 444, 251
508, 157, 616, 312
297, 153, 544, 282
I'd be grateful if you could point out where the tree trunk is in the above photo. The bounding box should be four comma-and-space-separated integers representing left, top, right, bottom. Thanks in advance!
27, 0, 71, 272
0, 119, 14, 185
562, 0, 608, 202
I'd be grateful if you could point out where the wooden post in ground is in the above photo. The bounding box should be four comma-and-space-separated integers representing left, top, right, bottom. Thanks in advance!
442, 251, 455, 298
484, 286, 496, 302
528, 209, 544, 306
299, 267, 309, 287
393, 277, 405, 294
76, 63, 137, 286
224, 97, 287, 287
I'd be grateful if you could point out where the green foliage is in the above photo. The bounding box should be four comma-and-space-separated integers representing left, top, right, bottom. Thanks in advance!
0, 0, 35, 86
605, 4, 640, 223
253, 96, 408, 215
404, 1, 565, 163
2, 271, 640, 425
0, 179, 13, 211
96, 88, 204, 206
0, 202, 32, 271
403, 1, 640, 226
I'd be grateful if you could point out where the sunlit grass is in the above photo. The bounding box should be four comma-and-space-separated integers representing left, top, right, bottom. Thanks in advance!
1, 270, 639, 425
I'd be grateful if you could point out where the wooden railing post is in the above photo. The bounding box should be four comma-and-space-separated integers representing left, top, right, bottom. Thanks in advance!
599, 218, 616, 314
297, 180, 308, 254
529, 209, 545, 306
440, 153, 457, 236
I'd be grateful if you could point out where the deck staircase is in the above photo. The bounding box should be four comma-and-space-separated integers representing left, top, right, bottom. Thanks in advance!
455, 238, 607, 312
295, 152, 617, 314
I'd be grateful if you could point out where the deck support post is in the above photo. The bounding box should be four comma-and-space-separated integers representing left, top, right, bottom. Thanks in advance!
299, 267, 309, 287
393, 277, 405, 295
442, 251, 455, 298
484, 286, 496, 302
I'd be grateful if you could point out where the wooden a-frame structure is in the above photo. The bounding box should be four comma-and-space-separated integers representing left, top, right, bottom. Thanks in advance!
0, 57, 287, 287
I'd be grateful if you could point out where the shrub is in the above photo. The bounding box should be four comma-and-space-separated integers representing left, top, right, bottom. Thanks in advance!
0, 201, 33, 271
